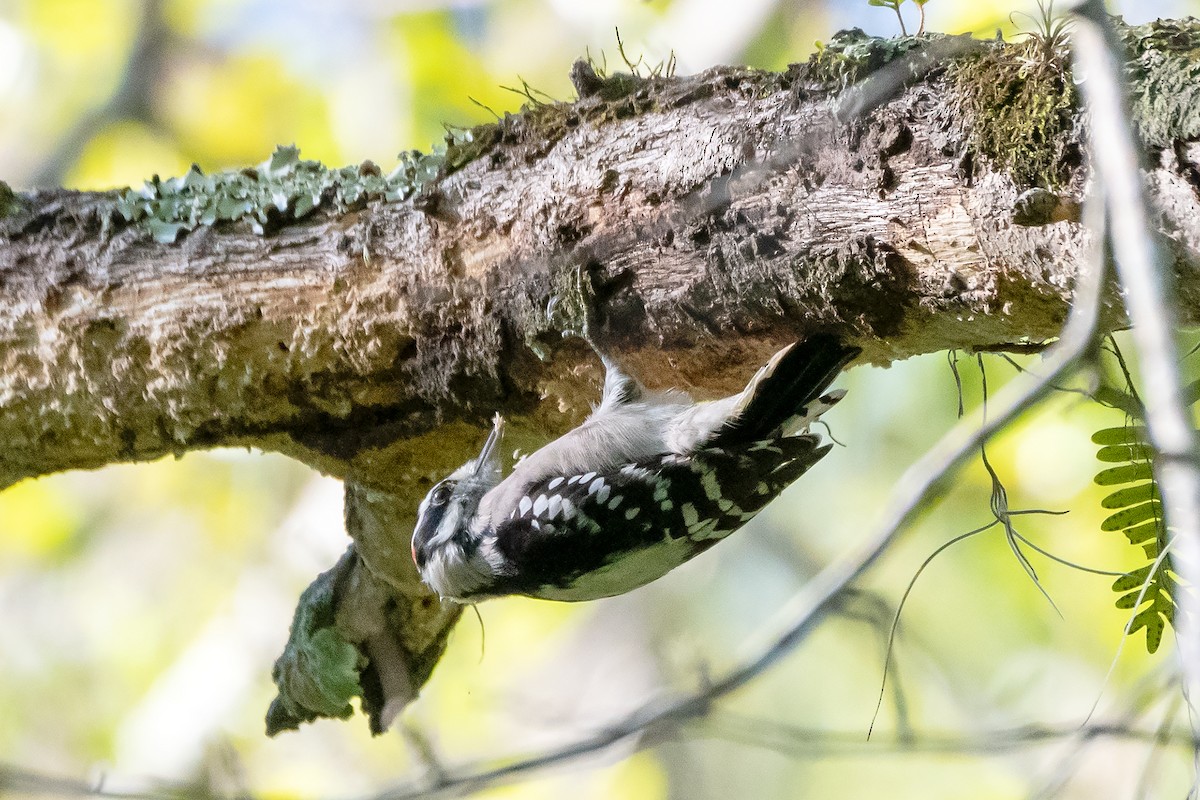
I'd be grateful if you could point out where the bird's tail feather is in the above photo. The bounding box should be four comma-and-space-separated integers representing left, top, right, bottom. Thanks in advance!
710, 334, 859, 447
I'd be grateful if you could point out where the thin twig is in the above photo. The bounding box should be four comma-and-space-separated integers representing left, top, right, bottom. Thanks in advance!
361, 178, 1110, 800
705, 712, 1199, 758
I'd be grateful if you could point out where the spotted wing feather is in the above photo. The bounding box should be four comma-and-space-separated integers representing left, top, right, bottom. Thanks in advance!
488, 434, 829, 600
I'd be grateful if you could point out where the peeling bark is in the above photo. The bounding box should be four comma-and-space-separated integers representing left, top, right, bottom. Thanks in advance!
3, 22, 1200, 731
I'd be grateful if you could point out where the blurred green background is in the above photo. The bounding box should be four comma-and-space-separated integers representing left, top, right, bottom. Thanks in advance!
2, 0, 1199, 797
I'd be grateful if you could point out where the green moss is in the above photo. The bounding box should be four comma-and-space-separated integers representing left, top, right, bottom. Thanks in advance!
948, 37, 1078, 189
0, 180, 18, 219
1117, 17, 1200, 146
116, 144, 448, 243
443, 123, 501, 171
803, 28, 929, 88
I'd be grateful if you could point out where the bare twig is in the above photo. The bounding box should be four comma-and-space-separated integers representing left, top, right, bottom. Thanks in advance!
705, 712, 1199, 758
1029, 668, 1178, 800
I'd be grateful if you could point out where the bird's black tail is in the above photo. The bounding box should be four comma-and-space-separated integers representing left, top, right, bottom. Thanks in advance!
709, 334, 860, 447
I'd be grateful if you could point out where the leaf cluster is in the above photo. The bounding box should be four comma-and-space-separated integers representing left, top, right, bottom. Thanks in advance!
1090, 349, 1199, 653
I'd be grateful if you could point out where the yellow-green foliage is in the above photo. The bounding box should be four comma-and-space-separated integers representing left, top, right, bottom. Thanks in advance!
1092, 421, 1175, 653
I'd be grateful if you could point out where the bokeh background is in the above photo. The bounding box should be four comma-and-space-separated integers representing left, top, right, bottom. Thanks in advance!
2, 1, 1199, 798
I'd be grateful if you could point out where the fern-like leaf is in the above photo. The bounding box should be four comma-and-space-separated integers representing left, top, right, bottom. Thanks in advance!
1091, 423, 1176, 654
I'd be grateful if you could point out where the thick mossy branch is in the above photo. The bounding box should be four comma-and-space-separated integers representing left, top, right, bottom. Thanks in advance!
4, 19, 1200, 733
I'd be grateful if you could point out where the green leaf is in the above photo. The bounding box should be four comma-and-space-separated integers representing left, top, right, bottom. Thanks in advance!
1123, 520, 1161, 544
1101, 501, 1163, 531
1112, 565, 1152, 592
1091, 426, 1150, 445
1096, 443, 1155, 463
1161, 597, 1177, 623
1094, 462, 1154, 486
1137, 608, 1165, 653
1114, 590, 1143, 609
1185, 378, 1200, 405
1093, 385, 1144, 417
1101, 482, 1158, 509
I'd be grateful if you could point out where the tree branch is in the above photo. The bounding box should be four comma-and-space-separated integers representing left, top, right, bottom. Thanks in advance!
4, 21, 1200, 735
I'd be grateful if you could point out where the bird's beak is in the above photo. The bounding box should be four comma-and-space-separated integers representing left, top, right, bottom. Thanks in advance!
473, 413, 505, 477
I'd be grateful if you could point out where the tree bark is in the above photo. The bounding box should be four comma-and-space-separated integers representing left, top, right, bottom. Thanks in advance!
3, 21, 1199, 732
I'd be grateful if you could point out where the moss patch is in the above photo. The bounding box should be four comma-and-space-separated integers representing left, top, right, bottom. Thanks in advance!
1117, 17, 1200, 146
798, 28, 930, 89
0, 181, 19, 219
948, 36, 1078, 189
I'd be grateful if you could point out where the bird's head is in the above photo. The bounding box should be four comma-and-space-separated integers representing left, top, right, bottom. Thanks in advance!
411, 415, 505, 598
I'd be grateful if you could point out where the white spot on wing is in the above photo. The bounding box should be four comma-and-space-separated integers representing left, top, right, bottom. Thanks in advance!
587, 477, 605, 495
560, 497, 575, 519
547, 494, 563, 519
581, 471, 597, 483
625, 507, 640, 520
519, 496, 532, 516
608, 494, 623, 509
533, 494, 549, 516
548, 476, 564, 490
689, 519, 723, 540
596, 484, 611, 504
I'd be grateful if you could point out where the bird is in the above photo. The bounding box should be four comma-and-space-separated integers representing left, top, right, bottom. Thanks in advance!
410, 334, 859, 602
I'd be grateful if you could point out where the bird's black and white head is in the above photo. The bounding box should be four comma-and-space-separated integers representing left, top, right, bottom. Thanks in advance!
411, 415, 507, 601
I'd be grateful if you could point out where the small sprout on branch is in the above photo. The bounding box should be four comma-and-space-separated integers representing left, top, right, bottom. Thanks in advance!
867, 0, 930, 37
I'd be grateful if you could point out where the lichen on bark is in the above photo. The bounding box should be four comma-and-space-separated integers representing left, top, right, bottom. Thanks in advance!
3, 18, 1200, 736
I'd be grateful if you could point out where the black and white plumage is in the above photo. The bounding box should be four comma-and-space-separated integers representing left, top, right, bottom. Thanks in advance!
411, 335, 860, 603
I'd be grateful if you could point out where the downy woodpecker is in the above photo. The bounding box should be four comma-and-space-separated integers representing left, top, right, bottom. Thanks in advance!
411, 335, 859, 602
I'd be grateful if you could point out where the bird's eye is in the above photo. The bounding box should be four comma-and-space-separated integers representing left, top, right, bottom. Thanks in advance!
430, 482, 454, 506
